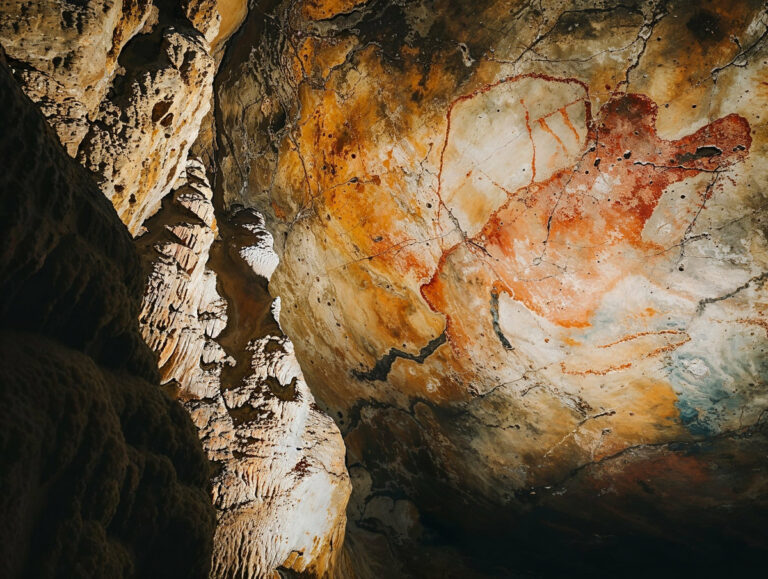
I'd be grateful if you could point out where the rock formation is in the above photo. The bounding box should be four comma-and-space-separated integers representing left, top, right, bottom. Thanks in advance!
136, 159, 349, 577
0, 0, 226, 235
1, 1, 350, 577
3, 0, 768, 576
216, 0, 768, 574
0, 53, 215, 578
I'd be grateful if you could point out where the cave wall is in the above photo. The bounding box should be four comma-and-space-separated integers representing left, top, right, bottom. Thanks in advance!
215, 0, 768, 575
0, 1, 351, 577
3, 0, 768, 576
0, 53, 216, 578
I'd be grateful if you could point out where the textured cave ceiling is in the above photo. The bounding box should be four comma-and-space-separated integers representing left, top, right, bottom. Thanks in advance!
2, 0, 768, 577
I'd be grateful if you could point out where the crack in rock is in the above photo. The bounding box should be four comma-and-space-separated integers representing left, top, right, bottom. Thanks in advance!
353, 331, 447, 381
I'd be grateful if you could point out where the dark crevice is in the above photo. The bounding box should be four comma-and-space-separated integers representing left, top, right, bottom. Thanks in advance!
489, 287, 514, 351
696, 270, 768, 314
674, 145, 722, 164
352, 331, 447, 382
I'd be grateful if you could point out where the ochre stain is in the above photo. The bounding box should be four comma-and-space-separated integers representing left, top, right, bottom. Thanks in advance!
589, 451, 713, 492
422, 76, 751, 352
596, 329, 688, 349
301, 0, 366, 20
560, 331, 691, 376
736, 317, 768, 338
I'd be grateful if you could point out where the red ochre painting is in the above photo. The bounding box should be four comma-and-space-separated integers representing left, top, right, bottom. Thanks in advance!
268, 45, 765, 477
421, 75, 751, 356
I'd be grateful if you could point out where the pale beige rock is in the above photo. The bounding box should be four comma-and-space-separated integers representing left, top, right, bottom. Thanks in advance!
138, 160, 351, 578
183, 0, 221, 44
211, 334, 350, 579
78, 29, 214, 235
139, 158, 230, 398
0, 0, 154, 154
181, 0, 249, 50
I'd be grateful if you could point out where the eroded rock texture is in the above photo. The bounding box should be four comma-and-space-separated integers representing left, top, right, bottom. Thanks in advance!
1, 2, 350, 577
137, 159, 350, 577
0, 55, 215, 578
0, 0, 225, 235
216, 0, 768, 575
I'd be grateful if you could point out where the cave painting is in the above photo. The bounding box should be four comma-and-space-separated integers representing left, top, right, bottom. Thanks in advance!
421, 75, 751, 358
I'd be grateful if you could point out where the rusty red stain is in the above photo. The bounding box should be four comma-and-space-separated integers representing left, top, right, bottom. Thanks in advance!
596, 329, 688, 349
560, 332, 692, 376
538, 117, 567, 153
735, 317, 768, 338
560, 106, 581, 142
522, 99, 537, 181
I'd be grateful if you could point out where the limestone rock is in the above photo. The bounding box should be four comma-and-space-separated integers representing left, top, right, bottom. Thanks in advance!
183, 0, 221, 44
6, 0, 768, 575
210, 0, 248, 50
138, 158, 228, 398
138, 160, 351, 577
0, 0, 155, 154
182, 0, 248, 50
211, 333, 350, 579
78, 28, 214, 235
1, 2, 217, 236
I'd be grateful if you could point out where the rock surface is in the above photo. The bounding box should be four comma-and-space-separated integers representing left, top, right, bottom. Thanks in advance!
2, 2, 351, 577
216, 0, 768, 574
77, 27, 214, 235
137, 159, 350, 577
1, 0, 216, 235
0, 0, 155, 155
0, 53, 215, 578
4, 0, 768, 576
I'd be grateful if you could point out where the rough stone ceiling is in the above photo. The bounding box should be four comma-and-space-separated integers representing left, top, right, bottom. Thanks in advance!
216, 0, 768, 574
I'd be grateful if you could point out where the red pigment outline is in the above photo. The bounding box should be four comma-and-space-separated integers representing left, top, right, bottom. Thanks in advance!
421, 74, 751, 357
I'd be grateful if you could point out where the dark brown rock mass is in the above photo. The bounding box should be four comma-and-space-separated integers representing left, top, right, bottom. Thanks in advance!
0, 54, 215, 578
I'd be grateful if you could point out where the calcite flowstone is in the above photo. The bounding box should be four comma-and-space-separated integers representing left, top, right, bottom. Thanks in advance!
217, 0, 768, 573
138, 159, 350, 577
